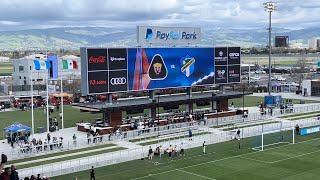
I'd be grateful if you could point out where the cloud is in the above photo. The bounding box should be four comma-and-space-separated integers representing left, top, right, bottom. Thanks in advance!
0, 0, 319, 30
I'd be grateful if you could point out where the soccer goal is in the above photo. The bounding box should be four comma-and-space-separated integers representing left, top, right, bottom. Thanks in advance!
252, 127, 295, 151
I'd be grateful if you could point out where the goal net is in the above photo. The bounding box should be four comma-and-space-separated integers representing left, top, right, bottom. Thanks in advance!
252, 127, 294, 151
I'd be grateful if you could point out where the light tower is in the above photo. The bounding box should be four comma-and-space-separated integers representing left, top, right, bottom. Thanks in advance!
264, 2, 276, 96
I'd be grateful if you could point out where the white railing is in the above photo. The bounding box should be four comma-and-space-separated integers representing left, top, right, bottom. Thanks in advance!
125, 121, 198, 140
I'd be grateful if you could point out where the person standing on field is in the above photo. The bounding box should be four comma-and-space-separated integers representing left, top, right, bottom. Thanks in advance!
90, 166, 95, 180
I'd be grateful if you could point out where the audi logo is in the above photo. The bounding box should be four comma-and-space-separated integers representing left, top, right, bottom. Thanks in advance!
110, 77, 127, 85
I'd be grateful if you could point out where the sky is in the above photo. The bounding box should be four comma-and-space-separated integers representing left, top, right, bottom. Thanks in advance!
0, 0, 319, 31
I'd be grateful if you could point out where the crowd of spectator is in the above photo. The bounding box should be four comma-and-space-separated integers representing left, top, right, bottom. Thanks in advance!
0, 154, 50, 180
9, 133, 64, 154
87, 131, 103, 144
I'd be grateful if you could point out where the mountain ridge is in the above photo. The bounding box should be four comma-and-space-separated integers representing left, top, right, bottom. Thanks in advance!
0, 27, 318, 50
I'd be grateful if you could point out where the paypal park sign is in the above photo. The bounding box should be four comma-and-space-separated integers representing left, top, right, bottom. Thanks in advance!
137, 26, 201, 46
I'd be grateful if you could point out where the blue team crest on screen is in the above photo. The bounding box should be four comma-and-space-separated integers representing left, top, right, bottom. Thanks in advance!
180, 54, 195, 77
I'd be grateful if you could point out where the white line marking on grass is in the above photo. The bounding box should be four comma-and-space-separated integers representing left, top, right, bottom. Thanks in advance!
131, 169, 178, 180
176, 169, 216, 180
131, 137, 320, 180
269, 149, 320, 164
239, 156, 271, 164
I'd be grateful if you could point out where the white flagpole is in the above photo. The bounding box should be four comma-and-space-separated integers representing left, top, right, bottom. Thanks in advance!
30, 66, 34, 137
61, 63, 64, 129
46, 76, 49, 133
46, 47, 50, 133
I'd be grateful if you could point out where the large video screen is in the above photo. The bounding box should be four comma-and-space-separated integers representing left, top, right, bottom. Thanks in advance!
81, 47, 241, 95
128, 48, 214, 91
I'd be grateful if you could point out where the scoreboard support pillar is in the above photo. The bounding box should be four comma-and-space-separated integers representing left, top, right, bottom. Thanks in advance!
108, 94, 113, 104
149, 90, 155, 100
186, 87, 193, 114
148, 90, 157, 120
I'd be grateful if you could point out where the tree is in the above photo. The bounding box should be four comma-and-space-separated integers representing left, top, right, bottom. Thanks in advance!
291, 58, 309, 92
63, 80, 81, 94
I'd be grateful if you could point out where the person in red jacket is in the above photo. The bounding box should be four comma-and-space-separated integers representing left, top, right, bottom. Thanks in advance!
0, 167, 11, 180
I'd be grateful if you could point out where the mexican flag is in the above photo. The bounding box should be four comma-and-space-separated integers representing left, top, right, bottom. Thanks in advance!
62, 59, 78, 69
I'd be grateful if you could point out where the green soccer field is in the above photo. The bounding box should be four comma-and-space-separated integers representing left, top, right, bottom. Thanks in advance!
51, 131, 320, 180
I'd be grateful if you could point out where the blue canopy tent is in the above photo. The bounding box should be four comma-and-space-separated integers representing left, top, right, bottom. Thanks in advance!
3, 122, 32, 133
3, 122, 32, 142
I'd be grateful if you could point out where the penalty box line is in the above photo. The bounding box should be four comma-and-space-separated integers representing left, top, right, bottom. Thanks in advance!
176, 169, 216, 180
268, 149, 320, 164
242, 147, 320, 165
131, 137, 320, 180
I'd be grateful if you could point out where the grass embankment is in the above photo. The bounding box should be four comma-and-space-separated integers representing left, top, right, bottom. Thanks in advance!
9, 143, 116, 165
17, 147, 126, 169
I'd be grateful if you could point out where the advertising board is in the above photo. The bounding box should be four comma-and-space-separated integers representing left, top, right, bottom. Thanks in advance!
81, 47, 241, 95
300, 126, 320, 135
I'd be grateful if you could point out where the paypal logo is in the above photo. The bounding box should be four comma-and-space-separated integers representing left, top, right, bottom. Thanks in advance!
156, 31, 196, 40
156, 31, 179, 40
145, 28, 153, 41
145, 28, 197, 41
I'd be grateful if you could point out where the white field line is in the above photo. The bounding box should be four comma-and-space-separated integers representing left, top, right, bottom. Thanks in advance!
239, 156, 272, 164
130, 137, 320, 180
269, 149, 320, 164
176, 169, 216, 180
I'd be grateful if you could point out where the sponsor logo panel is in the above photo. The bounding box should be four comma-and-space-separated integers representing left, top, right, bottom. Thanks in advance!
88, 71, 108, 94
109, 70, 128, 92
108, 48, 128, 70
228, 47, 241, 65
215, 66, 228, 84
87, 49, 108, 71
214, 47, 228, 66
228, 65, 241, 83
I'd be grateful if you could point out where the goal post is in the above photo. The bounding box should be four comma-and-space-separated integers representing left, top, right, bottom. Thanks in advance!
252, 127, 295, 151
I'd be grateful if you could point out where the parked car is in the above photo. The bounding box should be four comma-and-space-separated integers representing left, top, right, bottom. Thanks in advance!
276, 76, 286, 81
250, 76, 261, 81
255, 69, 266, 74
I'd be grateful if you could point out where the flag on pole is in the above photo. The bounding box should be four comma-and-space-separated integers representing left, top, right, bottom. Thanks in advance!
62, 59, 78, 69
33, 60, 51, 70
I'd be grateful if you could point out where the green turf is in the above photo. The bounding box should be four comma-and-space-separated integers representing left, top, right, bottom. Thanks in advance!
210, 123, 235, 128
0, 68, 13, 74
221, 121, 279, 131
52, 130, 320, 180
17, 147, 126, 169
229, 96, 320, 108
137, 132, 209, 146
129, 136, 159, 143
0, 105, 102, 139
289, 114, 318, 121
280, 110, 320, 119
0, 62, 12, 67
0, 62, 13, 75
8, 143, 116, 165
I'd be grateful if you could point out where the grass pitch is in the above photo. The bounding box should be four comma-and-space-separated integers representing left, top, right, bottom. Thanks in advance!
52, 131, 320, 180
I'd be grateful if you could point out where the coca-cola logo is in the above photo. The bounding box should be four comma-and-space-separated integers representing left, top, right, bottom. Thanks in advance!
89, 80, 107, 86
89, 56, 106, 64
